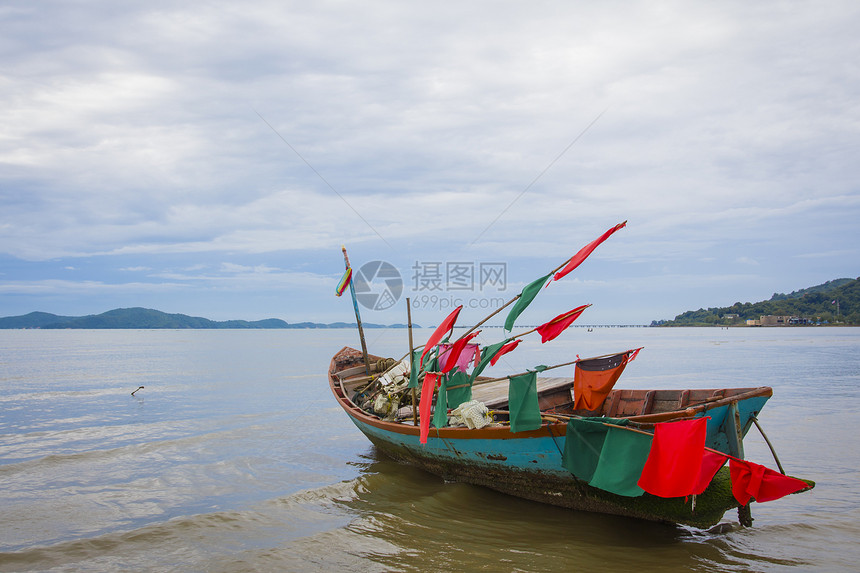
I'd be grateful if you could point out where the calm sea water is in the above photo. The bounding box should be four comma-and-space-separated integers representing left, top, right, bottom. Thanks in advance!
1, 327, 858, 572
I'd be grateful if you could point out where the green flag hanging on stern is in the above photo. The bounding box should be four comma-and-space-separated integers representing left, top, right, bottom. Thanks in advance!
562, 417, 614, 482
508, 370, 542, 433
562, 417, 650, 497
589, 424, 651, 497
563, 417, 630, 481
504, 273, 552, 331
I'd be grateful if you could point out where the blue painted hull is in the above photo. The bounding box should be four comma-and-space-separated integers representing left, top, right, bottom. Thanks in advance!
351, 395, 771, 477
329, 349, 774, 527
345, 412, 748, 527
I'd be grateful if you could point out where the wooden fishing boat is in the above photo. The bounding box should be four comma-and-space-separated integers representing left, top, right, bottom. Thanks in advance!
328, 346, 811, 528
330, 235, 812, 528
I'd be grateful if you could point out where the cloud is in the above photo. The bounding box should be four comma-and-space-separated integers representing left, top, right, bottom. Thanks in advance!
1, 1, 858, 321
0, 279, 189, 296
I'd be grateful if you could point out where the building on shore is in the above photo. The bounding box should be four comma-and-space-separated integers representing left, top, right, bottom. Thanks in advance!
757, 315, 809, 326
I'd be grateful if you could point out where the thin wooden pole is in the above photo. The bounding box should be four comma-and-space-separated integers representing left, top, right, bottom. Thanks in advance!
445, 348, 643, 391
342, 245, 370, 375
476, 348, 642, 385
502, 304, 593, 343
458, 296, 519, 338
407, 297, 418, 426
453, 227, 624, 342
751, 415, 786, 474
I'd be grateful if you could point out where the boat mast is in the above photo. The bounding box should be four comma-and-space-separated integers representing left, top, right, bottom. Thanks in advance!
342, 245, 370, 375
407, 297, 418, 426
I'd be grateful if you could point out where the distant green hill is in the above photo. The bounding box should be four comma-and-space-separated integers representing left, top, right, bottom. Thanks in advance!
0, 311, 79, 329
655, 278, 860, 326
0, 308, 413, 329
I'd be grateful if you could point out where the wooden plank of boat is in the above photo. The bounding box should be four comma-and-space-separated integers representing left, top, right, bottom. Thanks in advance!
471, 376, 573, 410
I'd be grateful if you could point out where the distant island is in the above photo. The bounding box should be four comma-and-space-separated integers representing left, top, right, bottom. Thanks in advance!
4, 277, 856, 329
0, 307, 418, 330
654, 277, 859, 326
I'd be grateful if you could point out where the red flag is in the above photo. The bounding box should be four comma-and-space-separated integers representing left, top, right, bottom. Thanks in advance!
439, 331, 481, 373
693, 450, 729, 495
638, 417, 710, 498
535, 304, 590, 343
420, 305, 463, 368
490, 339, 522, 366
573, 351, 630, 411
729, 459, 809, 505
552, 222, 626, 283
419, 372, 440, 444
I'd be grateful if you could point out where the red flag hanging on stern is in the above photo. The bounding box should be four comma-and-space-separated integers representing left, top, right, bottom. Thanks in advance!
551, 221, 627, 284
490, 339, 522, 367
535, 304, 591, 343
729, 459, 809, 505
638, 417, 712, 498
419, 305, 463, 368
693, 450, 729, 495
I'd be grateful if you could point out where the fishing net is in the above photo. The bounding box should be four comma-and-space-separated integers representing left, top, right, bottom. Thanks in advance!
450, 400, 492, 429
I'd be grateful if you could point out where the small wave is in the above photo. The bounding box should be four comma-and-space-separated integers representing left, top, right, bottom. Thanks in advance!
0, 478, 367, 572
0, 387, 140, 404
0, 411, 286, 468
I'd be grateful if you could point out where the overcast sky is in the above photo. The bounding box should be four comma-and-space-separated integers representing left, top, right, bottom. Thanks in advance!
1, 0, 858, 327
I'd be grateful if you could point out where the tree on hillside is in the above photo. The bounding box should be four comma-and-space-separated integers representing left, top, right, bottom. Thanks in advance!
659, 277, 859, 326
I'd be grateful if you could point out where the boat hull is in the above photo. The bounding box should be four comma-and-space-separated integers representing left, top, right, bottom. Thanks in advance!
327, 347, 790, 527
346, 407, 739, 528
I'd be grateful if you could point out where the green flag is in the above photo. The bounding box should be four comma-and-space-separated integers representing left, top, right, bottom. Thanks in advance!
589, 424, 651, 497
562, 418, 649, 497
433, 375, 449, 429
407, 349, 422, 389
432, 370, 473, 430
508, 371, 542, 432
469, 341, 507, 384
445, 370, 472, 411
504, 273, 552, 331
563, 417, 611, 482
563, 417, 630, 481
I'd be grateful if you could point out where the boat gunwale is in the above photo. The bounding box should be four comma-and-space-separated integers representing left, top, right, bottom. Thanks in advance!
328, 347, 773, 440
